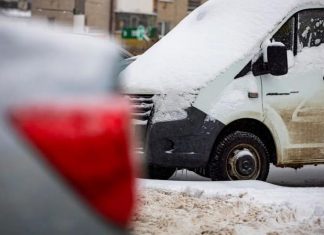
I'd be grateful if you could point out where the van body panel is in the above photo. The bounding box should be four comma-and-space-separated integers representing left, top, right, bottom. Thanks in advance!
146, 107, 225, 168
263, 109, 289, 165
193, 59, 250, 114
262, 69, 324, 165
195, 72, 264, 126
261, 6, 324, 165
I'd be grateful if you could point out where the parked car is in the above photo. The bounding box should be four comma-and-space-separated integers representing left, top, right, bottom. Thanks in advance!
122, 0, 324, 181
0, 19, 135, 234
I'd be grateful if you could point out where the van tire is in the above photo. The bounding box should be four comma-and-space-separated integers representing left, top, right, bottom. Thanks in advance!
147, 165, 176, 180
209, 131, 270, 181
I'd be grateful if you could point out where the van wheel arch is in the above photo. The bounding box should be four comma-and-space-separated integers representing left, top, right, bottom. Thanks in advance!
210, 119, 277, 164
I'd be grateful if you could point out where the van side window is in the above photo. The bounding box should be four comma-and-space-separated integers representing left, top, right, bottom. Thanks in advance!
272, 17, 295, 51
298, 9, 324, 50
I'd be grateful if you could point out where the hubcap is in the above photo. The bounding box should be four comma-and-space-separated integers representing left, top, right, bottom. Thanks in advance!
227, 145, 260, 180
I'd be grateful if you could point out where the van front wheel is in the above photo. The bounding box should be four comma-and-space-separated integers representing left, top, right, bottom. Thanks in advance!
209, 131, 270, 181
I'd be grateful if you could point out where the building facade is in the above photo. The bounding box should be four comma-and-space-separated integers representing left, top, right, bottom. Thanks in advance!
157, 0, 207, 36
32, 0, 76, 27
31, 0, 206, 54
31, 0, 157, 33
32, 0, 114, 33
114, 0, 157, 54
0, 0, 30, 10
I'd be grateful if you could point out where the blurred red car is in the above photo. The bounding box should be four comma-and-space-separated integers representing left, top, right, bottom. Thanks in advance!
0, 19, 135, 234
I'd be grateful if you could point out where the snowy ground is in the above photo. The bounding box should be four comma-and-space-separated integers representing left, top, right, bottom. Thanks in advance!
132, 165, 324, 234
169, 165, 324, 187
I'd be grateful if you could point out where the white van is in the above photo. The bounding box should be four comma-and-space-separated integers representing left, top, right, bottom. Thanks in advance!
122, 0, 324, 181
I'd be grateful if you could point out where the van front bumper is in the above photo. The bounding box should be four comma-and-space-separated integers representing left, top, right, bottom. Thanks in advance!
146, 107, 225, 168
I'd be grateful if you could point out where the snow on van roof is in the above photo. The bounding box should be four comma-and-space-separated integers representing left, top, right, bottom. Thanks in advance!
122, 0, 324, 94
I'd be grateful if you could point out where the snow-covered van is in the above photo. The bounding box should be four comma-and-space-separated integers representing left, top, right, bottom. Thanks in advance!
122, 0, 324, 181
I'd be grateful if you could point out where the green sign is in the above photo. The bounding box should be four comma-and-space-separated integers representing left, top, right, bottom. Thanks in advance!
122, 26, 157, 40
136, 25, 146, 40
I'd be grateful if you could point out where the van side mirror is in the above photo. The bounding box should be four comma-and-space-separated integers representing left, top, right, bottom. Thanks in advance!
267, 44, 288, 76
252, 43, 289, 77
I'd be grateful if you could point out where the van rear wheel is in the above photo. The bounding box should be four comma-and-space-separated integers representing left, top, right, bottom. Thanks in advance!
209, 131, 270, 181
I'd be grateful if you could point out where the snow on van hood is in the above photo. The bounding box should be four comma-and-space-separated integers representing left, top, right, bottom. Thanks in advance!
122, 0, 324, 94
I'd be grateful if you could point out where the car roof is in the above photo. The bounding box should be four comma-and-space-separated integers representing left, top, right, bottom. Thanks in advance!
0, 18, 120, 106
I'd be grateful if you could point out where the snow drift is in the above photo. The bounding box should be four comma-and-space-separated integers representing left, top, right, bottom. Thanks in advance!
133, 179, 324, 235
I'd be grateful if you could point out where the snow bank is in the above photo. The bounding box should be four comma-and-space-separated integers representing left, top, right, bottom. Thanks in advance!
135, 166, 324, 234
134, 179, 324, 234
122, 0, 324, 95
139, 179, 324, 208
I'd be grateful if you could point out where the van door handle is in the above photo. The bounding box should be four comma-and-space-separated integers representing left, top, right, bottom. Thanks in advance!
248, 92, 259, 98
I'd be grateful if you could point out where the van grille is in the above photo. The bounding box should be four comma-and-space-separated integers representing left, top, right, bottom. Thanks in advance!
125, 94, 154, 123
125, 94, 154, 152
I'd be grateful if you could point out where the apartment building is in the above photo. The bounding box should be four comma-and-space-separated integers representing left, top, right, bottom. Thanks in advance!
32, 0, 113, 33
32, 0, 156, 33
31, 0, 206, 54
31, 0, 157, 54
157, 0, 207, 36
0, 0, 30, 10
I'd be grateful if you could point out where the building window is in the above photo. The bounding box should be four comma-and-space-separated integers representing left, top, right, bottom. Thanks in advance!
115, 13, 156, 31
158, 21, 171, 36
188, 0, 201, 12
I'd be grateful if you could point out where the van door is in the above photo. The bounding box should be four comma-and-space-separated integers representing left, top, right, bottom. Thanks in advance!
261, 9, 324, 165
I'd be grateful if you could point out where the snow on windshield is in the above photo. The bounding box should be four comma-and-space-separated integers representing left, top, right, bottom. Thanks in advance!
122, 0, 324, 94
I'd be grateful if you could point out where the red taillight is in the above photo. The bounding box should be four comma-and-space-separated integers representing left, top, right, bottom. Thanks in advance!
10, 98, 135, 228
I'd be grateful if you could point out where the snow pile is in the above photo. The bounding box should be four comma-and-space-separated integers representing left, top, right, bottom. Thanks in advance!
133, 179, 324, 234
122, 0, 324, 94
